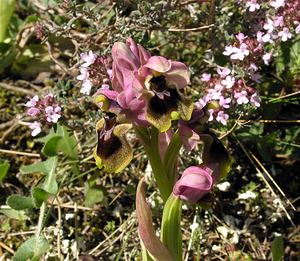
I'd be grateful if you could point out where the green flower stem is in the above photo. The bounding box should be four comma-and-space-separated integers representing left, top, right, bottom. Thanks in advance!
135, 127, 172, 202
161, 194, 183, 261
36, 202, 46, 237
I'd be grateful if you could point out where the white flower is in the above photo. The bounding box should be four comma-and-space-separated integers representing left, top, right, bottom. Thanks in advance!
45, 106, 61, 123
262, 32, 272, 43
250, 93, 261, 107
278, 27, 292, 42
208, 109, 214, 121
238, 191, 257, 200
221, 75, 235, 89
29, 121, 42, 136
207, 88, 222, 100
80, 51, 96, 67
223, 45, 235, 56
246, 0, 260, 12
273, 16, 284, 27
235, 33, 246, 43
263, 52, 272, 65
201, 73, 211, 82
216, 111, 229, 125
197, 96, 211, 108
80, 80, 92, 95
25, 95, 39, 107
270, 0, 285, 9
234, 91, 249, 104
214, 84, 224, 91
219, 96, 231, 108
264, 18, 275, 33
216, 181, 230, 191
295, 22, 300, 34
77, 67, 89, 81
217, 66, 231, 78
230, 43, 249, 61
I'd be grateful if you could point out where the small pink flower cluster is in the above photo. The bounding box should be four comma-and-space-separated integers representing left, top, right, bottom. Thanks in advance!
245, 0, 300, 43
199, 67, 260, 125
77, 51, 112, 95
25, 94, 62, 136
224, 32, 269, 76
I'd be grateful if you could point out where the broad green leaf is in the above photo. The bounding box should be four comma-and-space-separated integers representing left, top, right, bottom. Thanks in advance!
0, 207, 29, 220
20, 157, 58, 194
40, 124, 78, 159
39, 124, 79, 175
13, 235, 49, 261
0, 159, 9, 181
6, 195, 34, 210
271, 236, 284, 261
20, 157, 57, 176
161, 194, 182, 261
0, 0, 16, 42
84, 183, 104, 207
31, 187, 50, 207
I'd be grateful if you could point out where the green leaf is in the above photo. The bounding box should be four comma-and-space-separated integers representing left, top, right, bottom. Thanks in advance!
84, 183, 104, 207
13, 236, 49, 261
20, 157, 57, 175
161, 194, 182, 261
39, 124, 79, 176
6, 195, 34, 210
0, 159, 10, 182
164, 131, 182, 186
31, 187, 50, 207
271, 235, 284, 261
0, 207, 29, 220
0, 0, 16, 42
20, 157, 58, 194
40, 124, 78, 159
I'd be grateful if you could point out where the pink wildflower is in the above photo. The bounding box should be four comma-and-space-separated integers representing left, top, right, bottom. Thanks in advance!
216, 111, 229, 125
234, 91, 249, 104
29, 121, 42, 137
217, 67, 231, 78
278, 27, 292, 42
246, 0, 260, 12
201, 73, 211, 82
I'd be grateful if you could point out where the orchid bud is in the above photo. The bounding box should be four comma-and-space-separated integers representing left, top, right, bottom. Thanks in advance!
173, 164, 219, 204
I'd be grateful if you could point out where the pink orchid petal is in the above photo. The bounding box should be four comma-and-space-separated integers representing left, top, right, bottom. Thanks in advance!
144, 56, 172, 73
165, 61, 190, 88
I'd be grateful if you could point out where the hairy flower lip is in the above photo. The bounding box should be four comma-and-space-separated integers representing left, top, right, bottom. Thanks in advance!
94, 118, 133, 173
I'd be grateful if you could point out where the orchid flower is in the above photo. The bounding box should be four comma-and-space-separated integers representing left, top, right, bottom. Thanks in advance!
94, 115, 133, 173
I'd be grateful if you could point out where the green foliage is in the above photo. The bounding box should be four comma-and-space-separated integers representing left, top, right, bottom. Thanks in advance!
271, 236, 284, 261
84, 181, 104, 207
0, 0, 16, 42
13, 236, 50, 261
161, 194, 182, 261
0, 159, 9, 181
6, 195, 34, 210
0, 207, 29, 220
